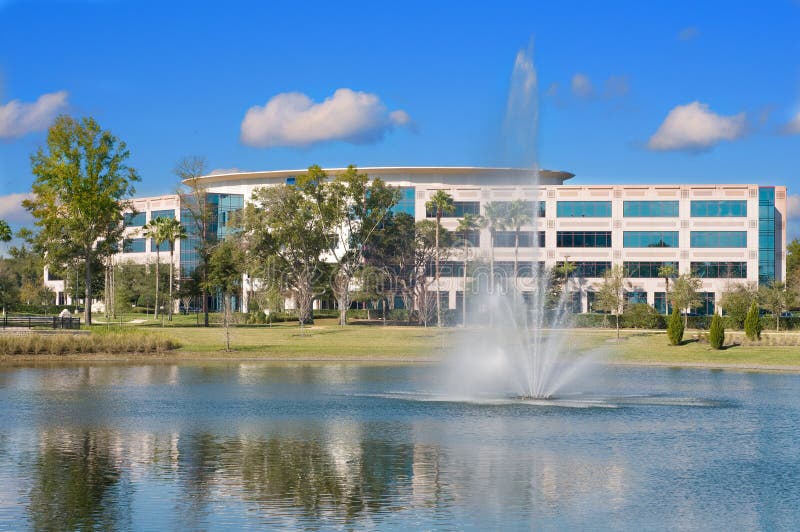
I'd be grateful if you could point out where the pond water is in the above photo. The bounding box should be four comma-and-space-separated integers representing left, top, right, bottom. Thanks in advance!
0, 362, 798, 530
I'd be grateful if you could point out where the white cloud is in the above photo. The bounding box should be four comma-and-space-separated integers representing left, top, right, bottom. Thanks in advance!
647, 101, 746, 151
0, 91, 68, 139
209, 167, 242, 176
240, 88, 412, 148
0, 193, 33, 225
781, 110, 800, 135
571, 73, 593, 99
677, 26, 699, 41
787, 194, 800, 220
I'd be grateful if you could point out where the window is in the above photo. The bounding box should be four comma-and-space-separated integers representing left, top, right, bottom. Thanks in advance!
557, 201, 612, 218
122, 238, 146, 253
425, 201, 480, 218
690, 200, 747, 217
696, 292, 715, 316
758, 187, 775, 284
623, 231, 679, 248
391, 187, 416, 217
150, 209, 175, 220
625, 291, 648, 304
150, 239, 171, 253
623, 201, 679, 217
490, 200, 546, 218
493, 231, 545, 247
556, 231, 612, 247
566, 261, 611, 278
654, 292, 673, 315
123, 212, 145, 227
691, 262, 747, 278
425, 261, 465, 277
690, 231, 747, 248
452, 231, 480, 247
624, 261, 679, 278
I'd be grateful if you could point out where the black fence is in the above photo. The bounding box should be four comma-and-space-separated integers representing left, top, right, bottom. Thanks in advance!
1, 316, 81, 330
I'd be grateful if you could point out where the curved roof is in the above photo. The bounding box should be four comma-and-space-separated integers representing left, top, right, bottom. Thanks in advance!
188, 166, 575, 185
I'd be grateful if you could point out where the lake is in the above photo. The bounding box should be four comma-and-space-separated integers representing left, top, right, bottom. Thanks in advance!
0, 362, 798, 530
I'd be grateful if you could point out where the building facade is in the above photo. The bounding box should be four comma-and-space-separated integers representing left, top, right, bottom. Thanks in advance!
47, 167, 788, 315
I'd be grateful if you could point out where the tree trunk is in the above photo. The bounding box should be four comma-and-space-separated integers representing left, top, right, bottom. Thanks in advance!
297, 274, 314, 325
168, 247, 174, 321
616, 313, 620, 339
777, 314, 780, 332
84, 250, 92, 326
154, 248, 160, 319
435, 214, 441, 328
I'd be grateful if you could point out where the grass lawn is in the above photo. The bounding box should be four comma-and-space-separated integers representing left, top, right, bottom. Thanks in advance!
79, 318, 800, 369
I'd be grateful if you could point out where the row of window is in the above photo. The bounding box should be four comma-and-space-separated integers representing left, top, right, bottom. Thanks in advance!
426, 200, 546, 219
123, 209, 177, 227
555, 231, 747, 248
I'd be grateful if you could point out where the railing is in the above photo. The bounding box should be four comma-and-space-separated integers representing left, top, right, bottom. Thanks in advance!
1, 316, 81, 330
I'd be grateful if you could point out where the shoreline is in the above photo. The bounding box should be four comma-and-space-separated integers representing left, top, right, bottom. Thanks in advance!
2, 352, 800, 373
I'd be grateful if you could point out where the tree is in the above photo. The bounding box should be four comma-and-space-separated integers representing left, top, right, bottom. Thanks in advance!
744, 301, 761, 341
456, 213, 481, 326
206, 238, 244, 351
425, 190, 454, 327
667, 306, 684, 345
708, 313, 724, 349
670, 274, 702, 328
141, 217, 171, 319
787, 238, 800, 294
595, 265, 627, 338
24, 115, 139, 325
481, 202, 508, 293
363, 212, 417, 319
160, 218, 186, 321
657, 264, 677, 311
0, 220, 11, 242
415, 220, 452, 326
720, 282, 757, 329
548, 260, 576, 309
505, 199, 533, 281
176, 156, 213, 327
758, 280, 796, 331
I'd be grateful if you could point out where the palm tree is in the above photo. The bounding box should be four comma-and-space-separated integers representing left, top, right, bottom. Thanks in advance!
657, 264, 678, 314
141, 217, 170, 319
456, 213, 481, 326
505, 199, 533, 281
425, 190, 455, 327
161, 218, 187, 321
481, 202, 508, 293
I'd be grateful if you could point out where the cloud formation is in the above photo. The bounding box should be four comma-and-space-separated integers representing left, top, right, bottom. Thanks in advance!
571, 74, 593, 98
240, 89, 412, 148
677, 26, 699, 41
782, 111, 800, 135
0, 91, 68, 139
0, 193, 34, 225
647, 101, 746, 152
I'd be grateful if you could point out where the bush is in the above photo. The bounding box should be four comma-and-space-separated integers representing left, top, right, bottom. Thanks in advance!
572, 313, 611, 328
744, 302, 761, 340
0, 331, 181, 355
709, 314, 724, 349
667, 307, 684, 345
622, 303, 665, 329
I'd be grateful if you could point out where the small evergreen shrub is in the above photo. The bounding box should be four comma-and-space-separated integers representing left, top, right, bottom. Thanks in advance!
667, 307, 684, 345
744, 302, 761, 340
709, 313, 724, 349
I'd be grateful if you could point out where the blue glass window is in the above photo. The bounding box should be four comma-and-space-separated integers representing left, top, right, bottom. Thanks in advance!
426, 201, 480, 218
150, 209, 176, 220
624, 261, 679, 278
150, 239, 171, 253
123, 212, 145, 227
625, 291, 648, 304
556, 231, 612, 247
623, 231, 679, 248
654, 292, 673, 315
557, 201, 611, 218
691, 262, 747, 278
490, 200, 546, 218
690, 200, 747, 217
696, 292, 715, 316
758, 187, 775, 284
493, 231, 545, 247
623, 201, 679, 217
567, 261, 611, 278
391, 187, 416, 217
452, 231, 480, 247
122, 238, 146, 253
690, 231, 747, 248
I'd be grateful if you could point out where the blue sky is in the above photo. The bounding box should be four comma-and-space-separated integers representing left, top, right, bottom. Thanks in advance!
1, 0, 799, 237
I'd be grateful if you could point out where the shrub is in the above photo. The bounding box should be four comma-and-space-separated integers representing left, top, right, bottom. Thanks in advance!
744, 302, 761, 340
621, 303, 664, 329
0, 332, 181, 355
667, 307, 684, 345
709, 313, 724, 349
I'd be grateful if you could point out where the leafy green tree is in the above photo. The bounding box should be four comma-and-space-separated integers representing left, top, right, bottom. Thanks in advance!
480, 201, 508, 292
708, 313, 724, 349
176, 155, 214, 326
24, 116, 139, 325
207, 237, 244, 351
787, 238, 800, 294
657, 264, 677, 311
141, 217, 171, 319
456, 213, 481, 326
720, 282, 757, 329
671, 273, 702, 328
363, 212, 417, 318
548, 260, 576, 310
0, 220, 11, 242
161, 218, 187, 320
595, 264, 627, 338
0, 260, 19, 314
667, 306, 684, 345
505, 199, 533, 280
415, 219, 452, 326
744, 301, 762, 340
425, 190, 455, 327
758, 280, 796, 331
